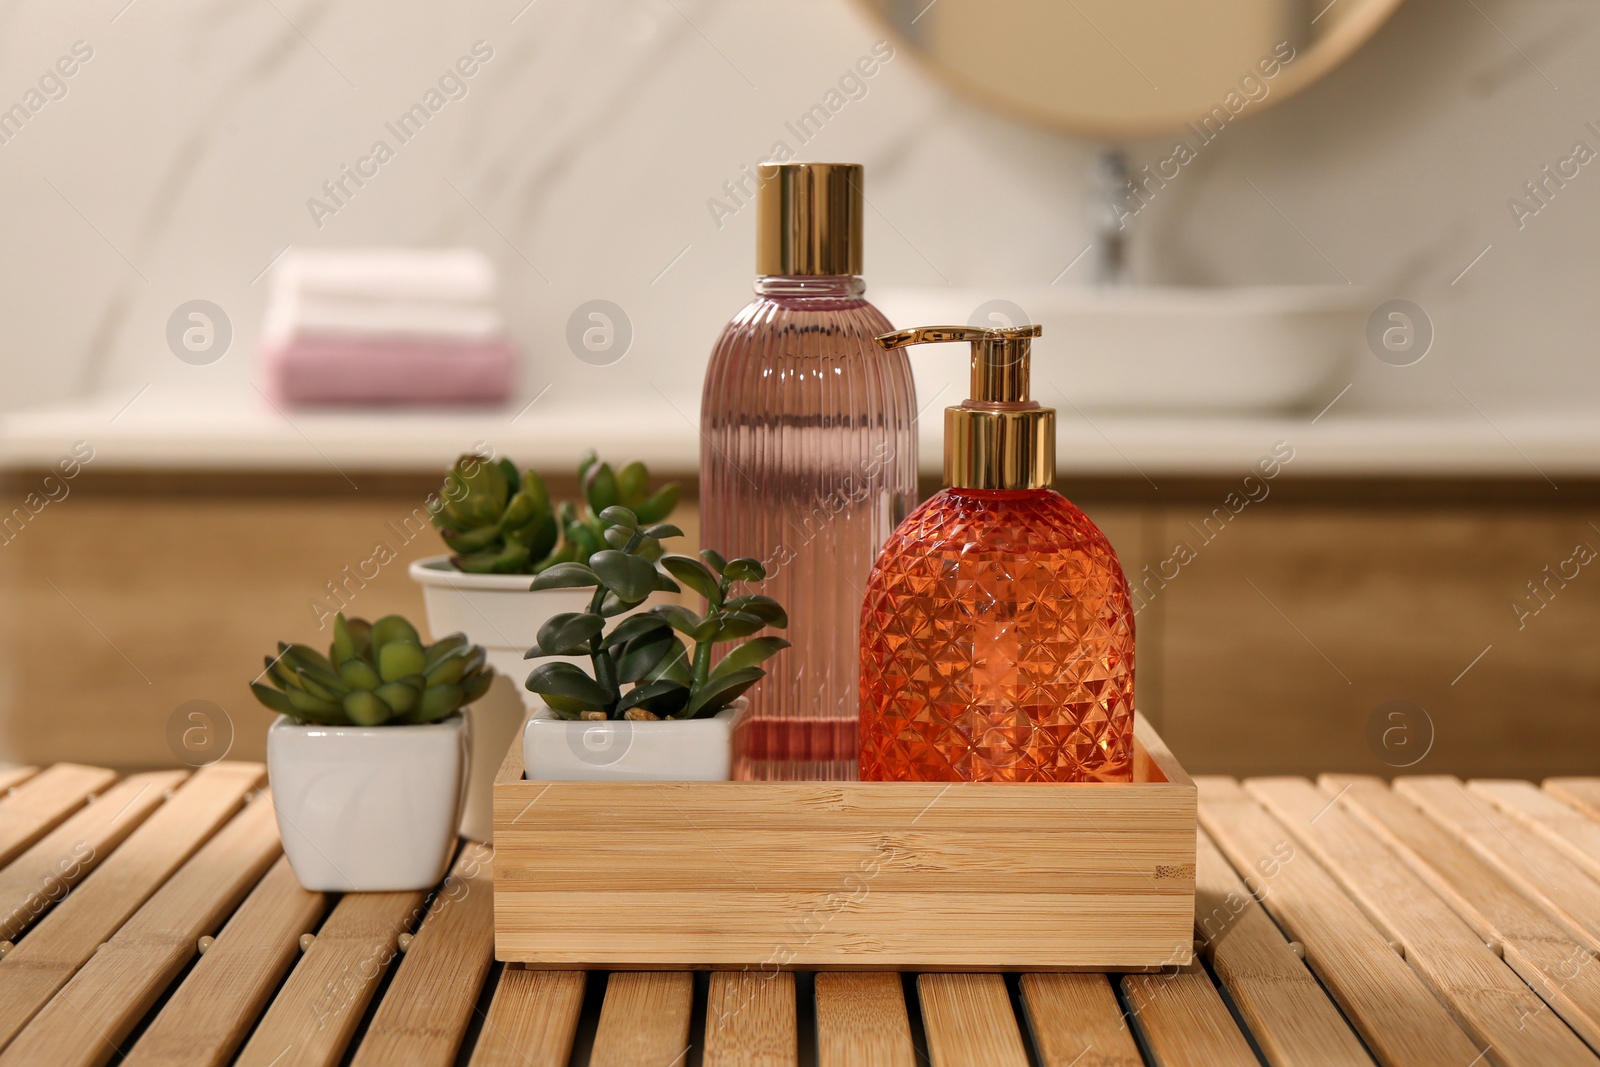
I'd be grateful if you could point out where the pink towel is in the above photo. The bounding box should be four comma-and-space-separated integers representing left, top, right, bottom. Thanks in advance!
262, 335, 517, 407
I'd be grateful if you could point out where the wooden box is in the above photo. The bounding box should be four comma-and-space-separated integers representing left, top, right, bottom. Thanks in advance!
491, 713, 1196, 971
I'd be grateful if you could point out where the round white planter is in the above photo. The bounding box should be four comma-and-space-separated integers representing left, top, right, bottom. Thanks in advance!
266, 712, 468, 892
523, 698, 747, 782
410, 555, 592, 843
409, 556, 594, 700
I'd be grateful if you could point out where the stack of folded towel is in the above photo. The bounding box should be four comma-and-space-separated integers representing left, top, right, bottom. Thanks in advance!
260, 248, 517, 406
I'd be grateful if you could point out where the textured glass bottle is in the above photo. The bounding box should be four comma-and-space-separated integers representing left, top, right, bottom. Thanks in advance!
858, 325, 1134, 783
701, 164, 917, 781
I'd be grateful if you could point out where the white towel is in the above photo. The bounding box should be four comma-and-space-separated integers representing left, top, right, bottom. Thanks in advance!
271, 248, 498, 304
262, 293, 503, 343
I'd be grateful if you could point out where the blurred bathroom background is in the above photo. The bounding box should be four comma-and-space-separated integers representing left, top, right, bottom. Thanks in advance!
0, 0, 1595, 777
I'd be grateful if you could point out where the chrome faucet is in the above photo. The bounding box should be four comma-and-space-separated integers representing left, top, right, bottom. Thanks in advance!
1089, 148, 1132, 287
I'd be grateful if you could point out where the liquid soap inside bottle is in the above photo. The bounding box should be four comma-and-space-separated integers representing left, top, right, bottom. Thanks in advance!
857, 325, 1135, 783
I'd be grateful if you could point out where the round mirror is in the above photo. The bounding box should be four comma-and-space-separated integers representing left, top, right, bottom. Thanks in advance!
857, 0, 1405, 139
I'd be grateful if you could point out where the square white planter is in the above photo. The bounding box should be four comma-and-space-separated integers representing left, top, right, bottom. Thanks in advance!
523, 699, 746, 781
267, 713, 469, 892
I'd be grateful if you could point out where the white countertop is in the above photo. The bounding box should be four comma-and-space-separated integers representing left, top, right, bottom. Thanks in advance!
1, 384, 1596, 480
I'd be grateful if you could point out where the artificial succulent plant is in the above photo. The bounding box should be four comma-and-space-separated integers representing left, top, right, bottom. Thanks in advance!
523, 506, 788, 720
429, 452, 678, 574
251, 613, 493, 726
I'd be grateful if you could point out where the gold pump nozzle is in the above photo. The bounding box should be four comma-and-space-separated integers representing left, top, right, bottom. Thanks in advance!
877, 324, 1054, 491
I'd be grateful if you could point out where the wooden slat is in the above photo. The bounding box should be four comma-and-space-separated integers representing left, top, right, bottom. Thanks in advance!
1546, 778, 1600, 825
1195, 776, 1481, 1067
816, 972, 916, 1067
124, 857, 325, 1067
705, 970, 798, 1067
1192, 828, 1372, 1066
0, 791, 282, 1067
466, 969, 586, 1067
0, 761, 263, 1049
0, 763, 117, 866
1122, 970, 1258, 1067
233, 888, 426, 1067
1327, 773, 1600, 1053
1249, 776, 1594, 1067
0, 770, 181, 941
1475, 778, 1600, 881
0, 766, 38, 794
917, 973, 1029, 1067
1396, 775, 1600, 952
589, 971, 694, 1067
1018, 973, 1140, 1067
351, 843, 495, 1067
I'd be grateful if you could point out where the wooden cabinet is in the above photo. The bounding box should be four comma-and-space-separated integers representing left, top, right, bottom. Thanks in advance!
1, 470, 1595, 777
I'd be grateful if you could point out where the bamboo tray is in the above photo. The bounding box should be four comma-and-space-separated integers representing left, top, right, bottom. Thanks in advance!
492, 712, 1197, 971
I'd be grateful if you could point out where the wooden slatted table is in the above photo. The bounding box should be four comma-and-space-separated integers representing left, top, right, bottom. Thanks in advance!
6, 762, 1600, 1065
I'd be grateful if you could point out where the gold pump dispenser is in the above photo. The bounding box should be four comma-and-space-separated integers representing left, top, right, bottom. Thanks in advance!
877, 324, 1054, 490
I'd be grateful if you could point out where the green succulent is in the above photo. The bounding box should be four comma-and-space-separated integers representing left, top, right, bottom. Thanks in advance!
429, 451, 678, 575
523, 507, 789, 721
251, 613, 494, 726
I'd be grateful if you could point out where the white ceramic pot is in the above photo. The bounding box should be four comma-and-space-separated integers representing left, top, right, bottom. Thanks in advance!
410, 555, 591, 842
266, 712, 469, 892
455, 673, 523, 843
409, 556, 594, 702
523, 698, 747, 782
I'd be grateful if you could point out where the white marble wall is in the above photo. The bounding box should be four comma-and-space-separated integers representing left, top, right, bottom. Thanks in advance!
0, 0, 1595, 417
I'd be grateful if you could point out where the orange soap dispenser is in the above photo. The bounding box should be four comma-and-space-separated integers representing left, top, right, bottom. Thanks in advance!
858, 324, 1135, 783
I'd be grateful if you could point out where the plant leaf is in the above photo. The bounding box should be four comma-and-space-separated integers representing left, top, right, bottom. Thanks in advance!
644, 637, 693, 684
661, 556, 719, 603
584, 462, 619, 514
618, 678, 691, 716
535, 612, 605, 656
710, 636, 790, 680
331, 614, 358, 666
452, 541, 530, 574
423, 633, 470, 670
685, 666, 764, 717
460, 669, 494, 703
250, 682, 297, 716
439, 521, 504, 555
601, 612, 672, 649
711, 611, 767, 641
294, 668, 343, 703
531, 562, 601, 591
375, 620, 422, 656
524, 662, 612, 709
699, 548, 727, 574
590, 549, 658, 602
723, 595, 788, 629
599, 592, 649, 617
643, 523, 684, 541
616, 460, 649, 503
721, 557, 767, 583
651, 604, 703, 636
617, 632, 676, 683
631, 483, 679, 524
598, 505, 638, 530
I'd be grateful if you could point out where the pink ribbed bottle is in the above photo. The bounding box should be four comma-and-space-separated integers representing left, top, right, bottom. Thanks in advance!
701, 162, 917, 781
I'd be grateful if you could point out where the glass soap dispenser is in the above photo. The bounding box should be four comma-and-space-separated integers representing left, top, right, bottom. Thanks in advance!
858, 324, 1135, 784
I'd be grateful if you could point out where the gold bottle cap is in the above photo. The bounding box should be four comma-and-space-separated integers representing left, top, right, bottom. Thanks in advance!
756, 162, 864, 277
877, 324, 1054, 490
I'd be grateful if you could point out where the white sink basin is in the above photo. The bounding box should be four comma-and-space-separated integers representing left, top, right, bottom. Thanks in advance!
874, 286, 1367, 414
